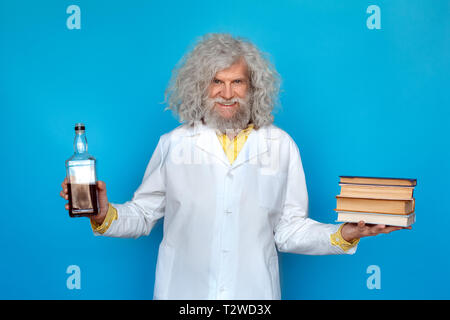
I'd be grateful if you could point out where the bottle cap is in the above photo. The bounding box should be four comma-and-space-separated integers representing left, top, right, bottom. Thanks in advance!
75, 123, 85, 131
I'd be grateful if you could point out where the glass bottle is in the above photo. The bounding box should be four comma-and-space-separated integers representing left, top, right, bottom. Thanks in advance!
65, 123, 99, 217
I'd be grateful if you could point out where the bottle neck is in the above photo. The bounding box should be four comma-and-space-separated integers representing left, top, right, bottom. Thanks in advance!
74, 131, 88, 154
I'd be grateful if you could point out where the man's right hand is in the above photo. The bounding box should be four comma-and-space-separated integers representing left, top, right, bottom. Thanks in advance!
60, 177, 109, 225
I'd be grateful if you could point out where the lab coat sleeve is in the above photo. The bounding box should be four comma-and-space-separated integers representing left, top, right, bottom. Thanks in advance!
94, 137, 166, 239
273, 138, 357, 255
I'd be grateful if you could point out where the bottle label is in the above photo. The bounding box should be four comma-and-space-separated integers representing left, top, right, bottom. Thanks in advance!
67, 161, 96, 184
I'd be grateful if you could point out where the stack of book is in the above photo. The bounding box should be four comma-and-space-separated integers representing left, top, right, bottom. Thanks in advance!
334, 176, 417, 227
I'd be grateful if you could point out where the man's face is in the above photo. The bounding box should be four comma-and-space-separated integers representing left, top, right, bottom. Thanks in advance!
207, 58, 250, 119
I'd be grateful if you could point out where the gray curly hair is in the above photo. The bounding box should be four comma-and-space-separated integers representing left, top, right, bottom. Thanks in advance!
165, 33, 280, 129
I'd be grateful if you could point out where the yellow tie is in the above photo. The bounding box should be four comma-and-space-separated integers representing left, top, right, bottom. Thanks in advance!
216, 124, 254, 164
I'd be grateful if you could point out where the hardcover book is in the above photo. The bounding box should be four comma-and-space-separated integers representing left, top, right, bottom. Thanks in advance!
335, 196, 415, 214
336, 211, 415, 227
339, 176, 417, 187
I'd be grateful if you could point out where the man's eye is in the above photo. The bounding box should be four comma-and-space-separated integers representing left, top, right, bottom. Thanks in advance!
213, 79, 222, 84
233, 80, 241, 84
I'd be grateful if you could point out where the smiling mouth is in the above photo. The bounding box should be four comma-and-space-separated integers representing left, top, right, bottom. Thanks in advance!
217, 102, 237, 107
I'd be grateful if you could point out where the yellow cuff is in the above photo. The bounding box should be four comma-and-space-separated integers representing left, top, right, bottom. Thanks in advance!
90, 203, 118, 234
330, 224, 360, 252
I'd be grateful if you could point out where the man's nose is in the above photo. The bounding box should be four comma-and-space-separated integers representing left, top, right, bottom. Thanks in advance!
220, 83, 234, 100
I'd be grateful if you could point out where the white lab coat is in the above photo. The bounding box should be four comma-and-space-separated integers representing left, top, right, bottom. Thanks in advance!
96, 121, 357, 299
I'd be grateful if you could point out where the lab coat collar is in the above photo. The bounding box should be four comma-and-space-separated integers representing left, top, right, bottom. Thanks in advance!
188, 120, 278, 169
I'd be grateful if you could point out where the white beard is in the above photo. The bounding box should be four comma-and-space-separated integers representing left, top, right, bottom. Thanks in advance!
203, 96, 252, 137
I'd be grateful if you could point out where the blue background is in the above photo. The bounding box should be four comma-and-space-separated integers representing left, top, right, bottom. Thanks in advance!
1, 0, 449, 299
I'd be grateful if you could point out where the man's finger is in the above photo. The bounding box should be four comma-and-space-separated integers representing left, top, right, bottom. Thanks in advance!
97, 181, 106, 191
375, 225, 403, 234
372, 224, 386, 233
385, 226, 405, 233
357, 221, 366, 230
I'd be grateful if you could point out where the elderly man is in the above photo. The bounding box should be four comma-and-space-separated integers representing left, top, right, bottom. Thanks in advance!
60, 33, 407, 299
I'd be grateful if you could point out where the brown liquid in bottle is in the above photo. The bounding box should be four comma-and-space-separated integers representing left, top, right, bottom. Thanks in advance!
68, 183, 99, 217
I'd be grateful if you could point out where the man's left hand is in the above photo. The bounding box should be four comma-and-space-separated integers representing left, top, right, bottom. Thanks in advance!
341, 221, 412, 242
